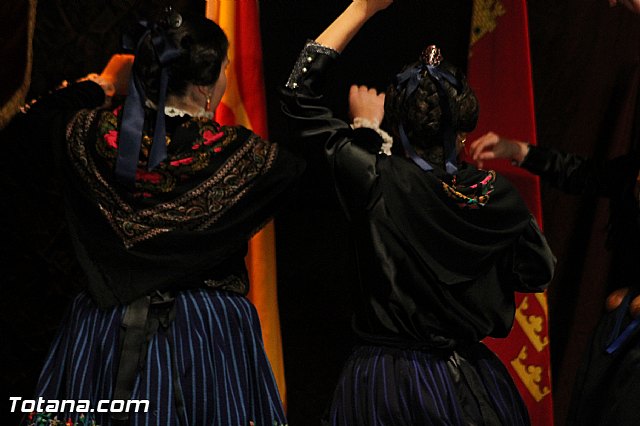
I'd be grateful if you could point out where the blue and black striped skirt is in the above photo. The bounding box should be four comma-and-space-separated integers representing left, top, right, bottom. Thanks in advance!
324, 344, 530, 426
30, 289, 287, 426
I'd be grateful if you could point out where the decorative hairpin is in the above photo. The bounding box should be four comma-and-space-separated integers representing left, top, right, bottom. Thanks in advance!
163, 6, 183, 29
420, 45, 442, 67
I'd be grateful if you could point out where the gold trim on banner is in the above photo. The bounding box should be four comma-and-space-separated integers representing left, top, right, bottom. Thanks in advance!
515, 296, 550, 353
470, 0, 506, 47
511, 346, 552, 402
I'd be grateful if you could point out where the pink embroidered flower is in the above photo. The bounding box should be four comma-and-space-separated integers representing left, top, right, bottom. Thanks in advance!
191, 143, 201, 150
103, 130, 119, 149
169, 157, 194, 167
202, 129, 224, 146
213, 146, 222, 153
135, 170, 163, 184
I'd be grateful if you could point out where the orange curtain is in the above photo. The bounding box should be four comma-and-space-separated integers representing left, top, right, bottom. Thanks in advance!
206, 0, 287, 407
467, 1, 553, 424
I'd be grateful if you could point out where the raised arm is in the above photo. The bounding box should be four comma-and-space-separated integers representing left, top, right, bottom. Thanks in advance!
284, 0, 392, 95
281, 1, 393, 216
468, 131, 638, 197
315, 0, 393, 53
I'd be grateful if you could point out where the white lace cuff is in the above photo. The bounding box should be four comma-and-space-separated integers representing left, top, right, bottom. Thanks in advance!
351, 117, 393, 156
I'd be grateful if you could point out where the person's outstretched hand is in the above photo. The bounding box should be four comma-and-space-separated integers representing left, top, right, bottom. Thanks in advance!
606, 287, 640, 318
316, 0, 393, 52
608, 0, 640, 14
100, 54, 135, 97
349, 85, 385, 124
468, 131, 529, 169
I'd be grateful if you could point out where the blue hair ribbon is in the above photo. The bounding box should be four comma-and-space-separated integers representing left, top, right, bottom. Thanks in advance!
398, 124, 433, 172
115, 20, 182, 187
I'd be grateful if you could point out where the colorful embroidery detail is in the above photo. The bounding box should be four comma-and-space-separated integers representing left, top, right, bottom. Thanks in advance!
66, 109, 278, 248
442, 170, 496, 208
27, 412, 99, 426
94, 107, 234, 196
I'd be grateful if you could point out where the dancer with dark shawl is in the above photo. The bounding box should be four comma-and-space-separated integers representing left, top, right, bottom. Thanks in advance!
281, 1, 555, 425
17, 9, 302, 426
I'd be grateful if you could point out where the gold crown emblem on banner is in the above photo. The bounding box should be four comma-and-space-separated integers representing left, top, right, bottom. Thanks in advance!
470, 0, 506, 47
511, 346, 552, 402
515, 295, 550, 352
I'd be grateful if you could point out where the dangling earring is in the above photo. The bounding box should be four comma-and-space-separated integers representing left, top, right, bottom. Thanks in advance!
197, 86, 213, 113
459, 137, 468, 155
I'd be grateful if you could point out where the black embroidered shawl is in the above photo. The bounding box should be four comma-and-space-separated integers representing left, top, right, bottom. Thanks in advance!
24, 82, 304, 308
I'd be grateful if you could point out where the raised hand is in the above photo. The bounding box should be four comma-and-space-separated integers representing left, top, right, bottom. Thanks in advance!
100, 54, 135, 97
606, 287, 640, 318
349, 85, 385, 124
316, 0, 393, 53
352, 0, 394, 18
468, 131, 529, 169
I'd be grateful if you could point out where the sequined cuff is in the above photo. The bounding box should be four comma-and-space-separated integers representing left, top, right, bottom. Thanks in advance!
285, 40, 339, 90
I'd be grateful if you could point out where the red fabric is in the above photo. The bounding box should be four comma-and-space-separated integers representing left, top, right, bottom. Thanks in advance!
467, 1, 553, 424
215, 1, 269, 139
216, 102, 236, 127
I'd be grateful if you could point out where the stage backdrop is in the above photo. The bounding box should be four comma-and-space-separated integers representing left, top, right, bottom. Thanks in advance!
205, 0, 287, 407
467, 1, 553, 425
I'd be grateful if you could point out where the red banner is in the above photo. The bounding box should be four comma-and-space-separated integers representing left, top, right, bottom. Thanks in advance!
467, 1, 553, 424
206, 0, 287, 407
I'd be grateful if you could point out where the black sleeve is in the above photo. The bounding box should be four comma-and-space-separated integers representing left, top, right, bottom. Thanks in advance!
521, 145, 637, 198
280, 41, 351, 152
280, 41, 385, 216
23, 81, 106, 131
505, 215, 556, 293
11, 81, 106, 169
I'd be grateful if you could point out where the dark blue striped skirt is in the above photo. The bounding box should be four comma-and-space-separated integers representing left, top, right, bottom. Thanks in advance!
324, 345, 529, 426
30, 289, 287, 426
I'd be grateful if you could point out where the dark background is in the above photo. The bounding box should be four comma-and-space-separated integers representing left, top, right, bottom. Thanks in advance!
1, 1, 639, 425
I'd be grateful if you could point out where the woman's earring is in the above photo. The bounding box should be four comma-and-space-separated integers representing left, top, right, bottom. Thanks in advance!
205, 95, 212, 112
461, 137, 470, 156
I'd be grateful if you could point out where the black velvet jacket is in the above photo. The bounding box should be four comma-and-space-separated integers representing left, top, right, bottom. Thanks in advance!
282, 42, 556, 349
20, 81, 305, 308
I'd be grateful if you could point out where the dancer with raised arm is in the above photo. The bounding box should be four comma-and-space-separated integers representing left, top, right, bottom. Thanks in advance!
282, 1, 555, 424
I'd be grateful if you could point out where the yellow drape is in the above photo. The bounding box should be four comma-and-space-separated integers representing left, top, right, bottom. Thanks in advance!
206, 0, 287, 408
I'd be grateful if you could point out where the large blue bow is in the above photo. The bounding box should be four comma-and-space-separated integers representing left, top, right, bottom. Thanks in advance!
115, 21, 182, 187
395, 62, 461, 175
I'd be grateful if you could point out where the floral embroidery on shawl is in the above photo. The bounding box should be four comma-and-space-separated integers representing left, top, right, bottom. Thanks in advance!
94, 106, 235, 196
66, 108, 279, 249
